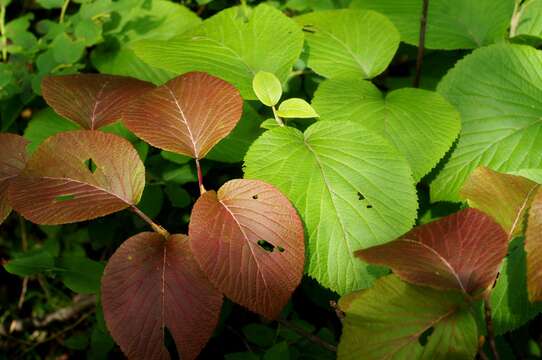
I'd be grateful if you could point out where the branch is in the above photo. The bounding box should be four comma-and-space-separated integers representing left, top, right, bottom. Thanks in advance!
413, 0, 430, 88
484, 296, 500, 360
130, 205, 170, 238
277, 318, 337, 353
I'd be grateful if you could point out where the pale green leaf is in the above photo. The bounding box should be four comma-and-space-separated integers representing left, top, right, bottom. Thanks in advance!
312, 78, 460, 180
509, 169, 542, 184
244, 121, 417, 294
253, 71, 283, 106
432, 44, 542, 202
351, 0, 515, 49
132, 4, 304, 99
277, 98, 319, 119
338, 275, 478, 360
295, 9, 400, 79
261, 118, 281, 130
515, 0, 542, 38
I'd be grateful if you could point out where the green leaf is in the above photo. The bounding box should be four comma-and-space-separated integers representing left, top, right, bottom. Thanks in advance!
277, 98, 318, 119
51, 33, 85, 64
137, 185, 164, 219
207, 104, 264, 163
160, 150, 191, 165
253, 71, 283, 106
3, 249, 55, 276
509, 169, 542, 184
162, 164, 196, 184
242, 323, 276, 347
164, 184, 191, 208
432, 44, 542, 202
312, 78, 460, 180
132, 4, 304, 99
351, 0, 515, 49
244, 121, 417, 294
36, 0, 64, 8
264, 342, 290, 360
64, 334, 89, 350
24, 109, 81, 154
57, 257, 105, 294
491, 237, 542, 335
514, 0, 542, 39
295, 9, 400, 79
225, 353, 259, 360
338, 275, 478, 360
88, 325, 114, 359
260, 118, 281, 130
74, 19, 102, 46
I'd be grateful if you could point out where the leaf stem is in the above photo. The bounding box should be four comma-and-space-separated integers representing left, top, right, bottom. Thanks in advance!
413, 0, 429, 88
271, 105, 285, 127
59, 0, 70, 24
483, 296, 500, 360
510, 0, 523, 38
0, 3, 7, 62
130, 205, 170, 238
277, 318, 337, 353
195, 158, 206, 195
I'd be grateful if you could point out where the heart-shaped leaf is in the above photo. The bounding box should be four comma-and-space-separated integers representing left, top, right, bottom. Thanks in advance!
41, 74, 153, 130
432, 44, 542, 201
295, 9, 400, 79
338, 275, 478, 360
123, 72, 243, 159
311, 78, 460, 180
461, 167, 540, 238
101, 232, 223, 360
189, 179, 304, 319
0, 133, 28, 224
9, 130, 145, 224
526, 188, 542, 301
244, 121, 418, 294
356, 208, 508, 294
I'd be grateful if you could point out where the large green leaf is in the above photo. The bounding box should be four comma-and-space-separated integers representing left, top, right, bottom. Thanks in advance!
295, 9, 399, 79
338, 275, 478, 360
132, 4, 304, 99
432, 44, 542, 202
515, 0, 542, 39
92, 0, 200, 84
351, 0, 515, 50
312, 78, 460, 180
244, 121, 417, 294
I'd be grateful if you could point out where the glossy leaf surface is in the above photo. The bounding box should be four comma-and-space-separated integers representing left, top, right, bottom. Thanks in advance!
244, 121, 417, 294
102, 232, 222, 360
338, 275, 478, 360
123, 72, 243, 159
312, 78, 460, 180
41, 74, 153, 129
296, 9, 400, 79
0, 133, 29, 224
433, 44, 542, 201
461, 167, 539, 238
9, 130, 145, 224
189, 179, 304, 319
356, 208, 508, 294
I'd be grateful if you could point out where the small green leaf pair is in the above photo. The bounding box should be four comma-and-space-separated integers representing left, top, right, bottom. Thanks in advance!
252, 71, 318, 120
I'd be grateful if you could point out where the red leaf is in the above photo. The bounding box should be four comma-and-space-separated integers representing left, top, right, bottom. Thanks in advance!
9, 130, 145, 224
123, 72, 243, 159
102, 233, 222, 360
356, 208, 507, 294
189, 179, 304, 319
42, 74, 153, 130
526, 188, 542, 301
0, 133, 29, 224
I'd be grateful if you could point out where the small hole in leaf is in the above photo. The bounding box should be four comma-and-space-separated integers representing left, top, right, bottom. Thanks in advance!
366, 205, 373, 209
418, 326, 434, 346
357, 192, 365, 200
257, 239, 275, 252
252, 194, 259, 199
55, 194, 75, 202
277, 246, 285, 253
84, 158, 97, 173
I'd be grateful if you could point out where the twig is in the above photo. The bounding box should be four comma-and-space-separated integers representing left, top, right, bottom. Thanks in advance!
17, 216, 28, 309
195, 158, 206, 195
271, 105, 285, 127
277, 318, 337, 353
413, 0, 430, 88
0, 2, 7, 62
17, 278, 28, 310
130, 205, 170, 238
59, 0, 70, 23
484, 297, 500, 360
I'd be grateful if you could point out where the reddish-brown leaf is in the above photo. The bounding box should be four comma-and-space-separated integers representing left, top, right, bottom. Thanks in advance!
123, 72, 243, 159
526, 188, 542, 301
356, 208, 507, 294
41, 74, 153, 130
9, 130, 145, 224
0, 134, 29, 224
101, 233, 222, 360
461, 166, 539, 238
189, 179, 304, 319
